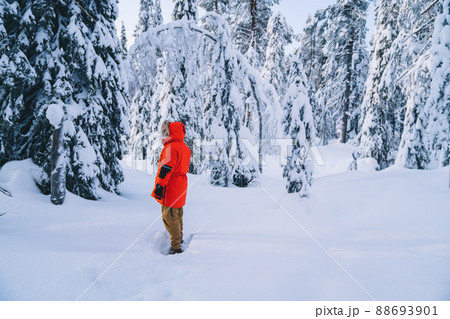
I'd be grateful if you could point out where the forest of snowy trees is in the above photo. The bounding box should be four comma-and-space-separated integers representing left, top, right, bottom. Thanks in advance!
0, 0, 448, 204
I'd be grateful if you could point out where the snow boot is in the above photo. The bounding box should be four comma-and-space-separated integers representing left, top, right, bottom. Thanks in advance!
168, 247, 183, 255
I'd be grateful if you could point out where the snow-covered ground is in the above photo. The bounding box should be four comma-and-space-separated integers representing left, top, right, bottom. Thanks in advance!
0, 143, 449, 301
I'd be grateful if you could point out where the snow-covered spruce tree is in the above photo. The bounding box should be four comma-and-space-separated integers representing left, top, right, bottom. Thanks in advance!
57, 0, 128, 200
282, 57, 315, 198
120, 21, 127, 59
0, 0, 59, 197
134, 0, 163, 37
317, 0, 369, 144
426, 0, 450, 167
1, 0, 129, 201
395, 66, 431, 169
261, 11, 293, 97
297, 9, 332, 145
358, 0, 403, 169
0, 0, 37, 167
374, 2, 408, 149
134, 0, 151, 37
395, 0, 443, 168
297, 1, 368, 145
297, 11, 326, 90
229, 0, 279, 69
173, 0, 197, 21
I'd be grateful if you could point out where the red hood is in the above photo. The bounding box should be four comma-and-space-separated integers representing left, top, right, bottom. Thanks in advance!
163, 122, 186, 145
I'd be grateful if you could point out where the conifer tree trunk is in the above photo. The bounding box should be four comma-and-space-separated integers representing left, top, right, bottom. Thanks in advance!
51, 125, 65, 205
250, 80, 264, 173
323, 112, 328, 146
340, 35, 354, 144
250, 0, 256, 48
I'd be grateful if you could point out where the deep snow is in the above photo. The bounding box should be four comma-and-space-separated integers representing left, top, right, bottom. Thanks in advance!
0, 143, 449, 300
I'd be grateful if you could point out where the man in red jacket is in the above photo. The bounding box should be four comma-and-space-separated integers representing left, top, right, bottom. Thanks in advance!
152, 121, 192, 255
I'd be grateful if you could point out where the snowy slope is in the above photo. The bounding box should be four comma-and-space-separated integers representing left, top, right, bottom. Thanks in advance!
0, 143, 449, 300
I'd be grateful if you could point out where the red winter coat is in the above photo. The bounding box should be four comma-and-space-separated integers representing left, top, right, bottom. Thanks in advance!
151, 122, 192, 208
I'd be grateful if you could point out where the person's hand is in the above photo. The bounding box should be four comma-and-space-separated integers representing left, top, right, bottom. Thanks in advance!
153, 184, 164, 199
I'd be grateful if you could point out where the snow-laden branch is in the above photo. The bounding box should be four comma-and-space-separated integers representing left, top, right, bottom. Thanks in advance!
421, 0, 440, 15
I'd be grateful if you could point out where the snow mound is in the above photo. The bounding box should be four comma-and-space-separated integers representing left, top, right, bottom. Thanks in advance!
313, 141, 356, 177
0, 159, 48, 195
356, 157, 379, 171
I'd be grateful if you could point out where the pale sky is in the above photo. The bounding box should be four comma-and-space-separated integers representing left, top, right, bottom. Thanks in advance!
116, 0, 375, 49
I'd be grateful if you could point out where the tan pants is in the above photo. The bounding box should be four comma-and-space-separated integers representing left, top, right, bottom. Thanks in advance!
161, 205, 184, 250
